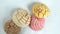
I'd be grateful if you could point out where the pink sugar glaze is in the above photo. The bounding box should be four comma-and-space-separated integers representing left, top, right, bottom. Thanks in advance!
29, 16, 45, 31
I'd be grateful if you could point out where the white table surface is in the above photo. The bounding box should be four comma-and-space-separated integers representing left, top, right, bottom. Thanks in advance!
0, 0, 60, 34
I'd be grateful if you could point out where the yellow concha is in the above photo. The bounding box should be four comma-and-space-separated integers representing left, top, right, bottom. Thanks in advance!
32, 3, 50, 18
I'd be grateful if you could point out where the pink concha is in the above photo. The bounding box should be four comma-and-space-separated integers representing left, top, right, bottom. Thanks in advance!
29, 16, 45, 31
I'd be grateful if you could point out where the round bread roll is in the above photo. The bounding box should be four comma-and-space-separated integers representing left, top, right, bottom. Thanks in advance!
12, 9, 31, 27
32, 3, 50, 18
29, 16, 45, 31
4, 20, 21, 34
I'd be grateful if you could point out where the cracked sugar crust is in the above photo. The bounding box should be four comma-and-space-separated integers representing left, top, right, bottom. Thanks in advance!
32, 3, 50, 18
29, 16, 45, 31
4, 20, 21, 34
12, 9, 31, 27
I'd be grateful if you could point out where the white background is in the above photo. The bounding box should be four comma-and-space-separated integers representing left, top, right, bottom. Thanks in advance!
0, 0, 60, 34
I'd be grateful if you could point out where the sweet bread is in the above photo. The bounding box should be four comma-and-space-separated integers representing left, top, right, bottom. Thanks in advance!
4, 20, 21, 34
12, 9, 31, 27
29, 16, 45, 31
32, 3, 50, 18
